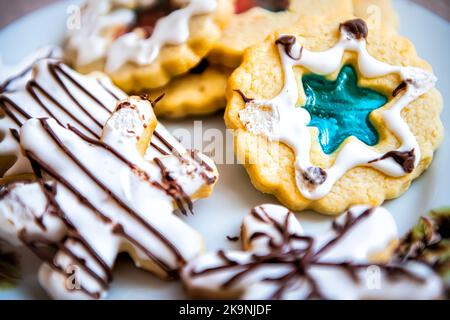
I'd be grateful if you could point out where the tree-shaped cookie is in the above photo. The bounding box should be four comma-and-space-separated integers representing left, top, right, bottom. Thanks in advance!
0, 96, 218, 299
0, 56, 219, 298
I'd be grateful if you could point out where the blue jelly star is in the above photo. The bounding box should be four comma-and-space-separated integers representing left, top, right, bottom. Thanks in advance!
301, 65, 387, 155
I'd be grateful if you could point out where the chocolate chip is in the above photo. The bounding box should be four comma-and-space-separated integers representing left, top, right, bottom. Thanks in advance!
393, 81, 408, 97
339, 19, 368, 40
275, 35, 302, 60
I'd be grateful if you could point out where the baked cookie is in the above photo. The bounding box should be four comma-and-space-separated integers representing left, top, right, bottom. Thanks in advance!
147, 0, 355, 118
289, 0, 353, 15
181, 204, 445, 299
143, 60, 232, 118
207, 0, 306, 68
0, 58, 219, 299
64, 0, 233, 92
208, 0, 357, 69
209, 0, 399, 69
225, 16, 443, 214
0, 58, 218, 205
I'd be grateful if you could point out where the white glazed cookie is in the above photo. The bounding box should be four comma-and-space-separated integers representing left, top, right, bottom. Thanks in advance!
0, 58, 216, 181
225, 16, 443, 214
0, 46, 62, 94
181, 204, 445, 299
64, 0, 233, 92
0, 59, 219, 299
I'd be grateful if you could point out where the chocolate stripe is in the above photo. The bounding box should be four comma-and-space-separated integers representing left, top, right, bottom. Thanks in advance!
50, 62, 112, 113
26, 80, 101, 139
39, 119, 185, 266
67, 124, 191, 213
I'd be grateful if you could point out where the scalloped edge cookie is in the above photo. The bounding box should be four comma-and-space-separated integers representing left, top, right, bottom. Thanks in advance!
142, 62, 231, 118
225, 15, 444, 215
65, 0, 234, 92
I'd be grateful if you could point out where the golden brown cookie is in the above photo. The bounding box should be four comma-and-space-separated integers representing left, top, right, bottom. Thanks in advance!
64, 0, 234, 92
225, 15, 443, 215
142, 61, 231, 118
208, 0, 354, 69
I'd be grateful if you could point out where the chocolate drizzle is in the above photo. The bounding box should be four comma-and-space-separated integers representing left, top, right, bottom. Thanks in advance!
18, 230, 103, 299
234, 89, 254, 104
8, 119, 193, 298
275, 35, 302, 60
0, 48, 57, 94
369, 149, 416, 173
0, 59, 214, 185
41, 119, 186, 264
339, 19, 369, 40
190, 207, 424, 299
393, 81, 408, 97
139, 93, 165, 107
227, 236, 239, 242
154, 157, 193, 215
1, 61, 108, 139
38, 180, 114, 283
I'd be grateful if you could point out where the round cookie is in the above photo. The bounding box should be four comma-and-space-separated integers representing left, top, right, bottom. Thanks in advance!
142, 60, 232, 118
225, 16, 444, 215
64, 0, 234, 92
208, 0, 355, 69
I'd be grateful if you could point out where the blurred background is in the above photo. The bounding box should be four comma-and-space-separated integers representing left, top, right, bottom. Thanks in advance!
0, 0, 449, 28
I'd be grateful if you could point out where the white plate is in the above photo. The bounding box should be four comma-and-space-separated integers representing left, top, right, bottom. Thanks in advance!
0, 0, 448, 300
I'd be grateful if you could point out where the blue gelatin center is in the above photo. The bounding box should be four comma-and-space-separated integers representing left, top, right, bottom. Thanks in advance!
301, 65, 387, 155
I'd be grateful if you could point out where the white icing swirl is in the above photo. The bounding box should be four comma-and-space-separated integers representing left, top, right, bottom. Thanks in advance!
238, 25, 437, 200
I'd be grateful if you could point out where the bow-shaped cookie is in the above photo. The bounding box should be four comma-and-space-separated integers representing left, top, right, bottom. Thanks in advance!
181, 204, 444, 299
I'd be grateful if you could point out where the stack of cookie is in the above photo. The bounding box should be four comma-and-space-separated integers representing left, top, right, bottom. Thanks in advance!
0, 0, 446, 300
64, 0, 400, 119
